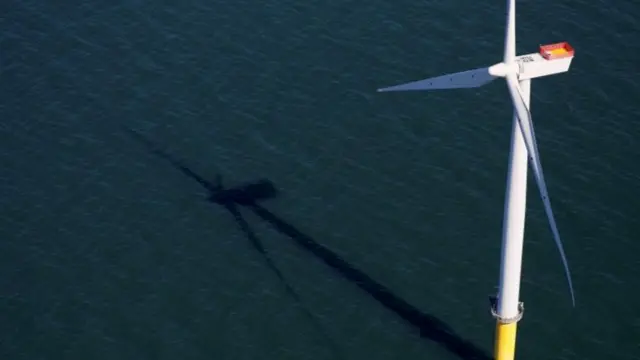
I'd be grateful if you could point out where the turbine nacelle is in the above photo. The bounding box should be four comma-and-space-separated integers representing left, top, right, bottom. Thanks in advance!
513, 49, 574, 80
492, 50, 574, 80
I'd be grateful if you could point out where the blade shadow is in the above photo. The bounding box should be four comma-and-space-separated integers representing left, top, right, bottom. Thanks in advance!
124, 128, 491, 360
123, 128, 344, 359
223, 202, 348, 358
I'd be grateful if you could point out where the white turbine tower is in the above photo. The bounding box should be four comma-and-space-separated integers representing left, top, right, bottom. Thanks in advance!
377, 0, 576, 359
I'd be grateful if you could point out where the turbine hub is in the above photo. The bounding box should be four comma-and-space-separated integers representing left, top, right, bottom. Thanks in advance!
488, 62, 518, 78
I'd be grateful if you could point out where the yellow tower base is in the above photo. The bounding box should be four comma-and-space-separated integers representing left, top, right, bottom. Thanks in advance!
490, 297, 524, 360
494, 321, 518, 360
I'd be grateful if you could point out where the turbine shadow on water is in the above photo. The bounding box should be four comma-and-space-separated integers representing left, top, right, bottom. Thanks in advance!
124, 128, 491, 360
123, 128, 344, 359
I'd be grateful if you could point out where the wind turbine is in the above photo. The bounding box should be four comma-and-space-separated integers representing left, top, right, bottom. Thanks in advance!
377, 0, 576, 359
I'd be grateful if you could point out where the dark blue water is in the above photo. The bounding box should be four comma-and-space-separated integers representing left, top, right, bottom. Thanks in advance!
2, 0, 640, 359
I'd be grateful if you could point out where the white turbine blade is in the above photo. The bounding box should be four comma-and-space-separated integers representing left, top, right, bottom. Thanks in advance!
504, 0, 516, 63
505, 74, 576, 307
377, 66, 497, 92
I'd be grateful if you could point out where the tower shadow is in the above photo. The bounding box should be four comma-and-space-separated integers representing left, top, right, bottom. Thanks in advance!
123, 128, 492, 360
248, 203, 491, 360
